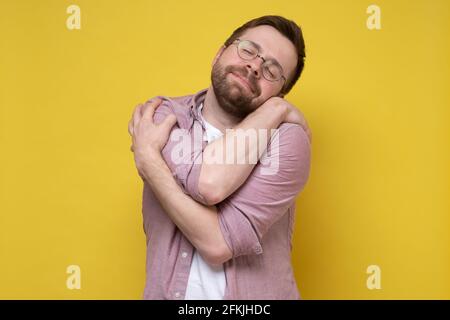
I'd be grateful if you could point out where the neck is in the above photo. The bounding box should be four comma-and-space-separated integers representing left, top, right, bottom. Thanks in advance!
202, 85, 241, 132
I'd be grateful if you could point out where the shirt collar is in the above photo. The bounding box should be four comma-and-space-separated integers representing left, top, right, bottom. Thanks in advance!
188, 88, 208, 129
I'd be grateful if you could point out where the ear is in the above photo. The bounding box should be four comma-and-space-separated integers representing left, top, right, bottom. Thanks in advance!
211, 45, 226, 67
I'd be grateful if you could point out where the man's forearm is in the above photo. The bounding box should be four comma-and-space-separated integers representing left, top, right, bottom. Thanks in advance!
199, 101, 287, 204
140, 151, 232, 265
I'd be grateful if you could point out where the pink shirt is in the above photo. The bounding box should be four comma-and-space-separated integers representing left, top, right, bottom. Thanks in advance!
141, 88, 311, 299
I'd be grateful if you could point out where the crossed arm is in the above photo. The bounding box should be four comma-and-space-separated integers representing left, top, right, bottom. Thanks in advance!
129, 97, 310, 265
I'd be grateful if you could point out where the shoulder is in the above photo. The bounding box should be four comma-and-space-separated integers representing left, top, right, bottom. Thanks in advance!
259, 123, 311, 181
147, 92, 197, 127
272, 123, 311, 156
150, 93, 191, 114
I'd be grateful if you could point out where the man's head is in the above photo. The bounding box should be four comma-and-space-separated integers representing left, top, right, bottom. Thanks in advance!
211, 15, 306, 118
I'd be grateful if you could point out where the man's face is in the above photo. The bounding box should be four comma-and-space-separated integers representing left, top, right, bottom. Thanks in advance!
211, 25, 298, 119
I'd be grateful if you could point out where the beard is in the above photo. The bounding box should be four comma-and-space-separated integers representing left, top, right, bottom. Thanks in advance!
211, 62, 262, 119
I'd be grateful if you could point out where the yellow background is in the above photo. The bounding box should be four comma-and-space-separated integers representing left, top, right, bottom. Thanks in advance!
1, 0, 449, 299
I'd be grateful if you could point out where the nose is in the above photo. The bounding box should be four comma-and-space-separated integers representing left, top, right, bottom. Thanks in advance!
245, 58, 263, 79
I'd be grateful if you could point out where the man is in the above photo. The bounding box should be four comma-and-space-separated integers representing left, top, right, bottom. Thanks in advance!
128, 15, 311, 299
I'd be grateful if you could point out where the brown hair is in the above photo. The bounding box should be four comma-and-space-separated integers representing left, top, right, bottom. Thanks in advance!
224, 15, 306, 95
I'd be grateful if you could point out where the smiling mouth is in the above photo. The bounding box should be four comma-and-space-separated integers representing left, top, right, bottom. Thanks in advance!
230, 72, 254, 93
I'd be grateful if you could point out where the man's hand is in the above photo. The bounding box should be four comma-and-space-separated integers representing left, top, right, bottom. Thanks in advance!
263, 97, 312, 142
128, 98, 177, 177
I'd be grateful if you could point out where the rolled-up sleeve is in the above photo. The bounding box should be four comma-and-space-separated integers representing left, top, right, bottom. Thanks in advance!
216, 123, 311, 258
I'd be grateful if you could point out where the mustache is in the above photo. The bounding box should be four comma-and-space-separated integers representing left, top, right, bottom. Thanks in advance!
225, 65, 260, 95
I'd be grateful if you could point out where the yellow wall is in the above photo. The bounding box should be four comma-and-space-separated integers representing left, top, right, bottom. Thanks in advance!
1, 0, 449, 299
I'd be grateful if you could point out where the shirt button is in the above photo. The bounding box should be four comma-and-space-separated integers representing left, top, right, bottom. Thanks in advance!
174, 292, 181, 298
181, 252, 188, 258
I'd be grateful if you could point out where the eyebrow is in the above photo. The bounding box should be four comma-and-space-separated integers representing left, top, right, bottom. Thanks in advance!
248, 40, 285, 73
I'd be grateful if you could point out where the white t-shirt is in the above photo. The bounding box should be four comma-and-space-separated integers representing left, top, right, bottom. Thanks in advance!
184, 103, 226, 300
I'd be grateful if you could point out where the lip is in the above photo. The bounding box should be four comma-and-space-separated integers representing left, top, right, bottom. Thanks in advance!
230, 72, 254, 93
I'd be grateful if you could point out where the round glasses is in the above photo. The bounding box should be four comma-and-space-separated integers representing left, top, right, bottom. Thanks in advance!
232, 39, 286, 84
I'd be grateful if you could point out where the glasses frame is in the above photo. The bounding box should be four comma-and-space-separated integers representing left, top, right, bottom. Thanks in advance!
231, 38, 287, 86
